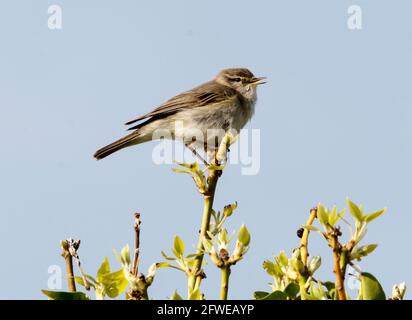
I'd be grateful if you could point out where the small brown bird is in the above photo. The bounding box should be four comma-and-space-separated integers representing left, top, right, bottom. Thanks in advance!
94, 68, 265, 161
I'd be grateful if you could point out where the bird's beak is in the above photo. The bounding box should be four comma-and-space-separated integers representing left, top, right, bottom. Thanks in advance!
251, 77, 267, 86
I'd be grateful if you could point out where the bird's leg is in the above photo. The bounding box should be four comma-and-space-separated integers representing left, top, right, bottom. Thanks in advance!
212, 138, 223, 177
185, 143, 210, 167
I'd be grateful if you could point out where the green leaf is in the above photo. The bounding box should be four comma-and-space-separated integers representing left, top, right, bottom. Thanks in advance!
219, 228, 228, 244
174, 161, 198, 170
329, 208, 345, 226
188, 288, 202, 300
322, 281, 336, 292
170, 290, 183, 300
97, 257, 111, 282
185, 253, 202, 259
161, 251, 176, 261
237, 224, 250, 247
202, 238, 213, 253
359, 272, 386, 300
303, 225, 321, 232
365, 208, 386, 223
120, 244, 131, 267
262, 260, 276, 276
309, 283, 326, 300
253, 291, 270, 299
255, 290, 287, 300
308, 256, 322, 274
317, 204, 329, 227
350, 244, 378, 261
41, 290, 89, 300
277, 251, 289, 267
173, 235, 185, 257
172, 168, 190, 174
347, 198, 364, 222
75, 276, 96, 289
99, 269, 128, 299
156, 262, 172, 268
328, 206, 337, 226
284, 283, 300, 298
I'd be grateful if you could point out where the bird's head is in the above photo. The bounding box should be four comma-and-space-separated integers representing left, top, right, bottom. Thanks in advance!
215, 68, 266, 99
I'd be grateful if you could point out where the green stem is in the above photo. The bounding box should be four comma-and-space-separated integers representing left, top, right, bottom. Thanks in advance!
298, 277, 307, 300
300, 208, 317, 266
188, 168, 219, 295
220, 266, 231, 300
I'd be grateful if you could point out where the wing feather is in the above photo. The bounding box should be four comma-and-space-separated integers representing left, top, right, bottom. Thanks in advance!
124, 81, 240, 127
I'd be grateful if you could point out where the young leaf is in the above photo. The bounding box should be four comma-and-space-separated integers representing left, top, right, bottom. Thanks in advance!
303, 225, 321, 233
364, 208, 386, 223
161, 251, 177, 261
219, 228, 228, 244
277, 251, 289, 267
202, 238, 213, 253
328, 206, 338, 226
308, 256, 322, 274
317, 204, 329, 227
156, 262, 172, 268
188, 288, 202, 300
329, 208, 345, 226
172, 168, 190, 174
350, 244, 378, 261
347, 198, 364, 222
170, 290, 183, 300
75, 276, 96, 289
173, 235, 185, 257
97, 257, 111, 282
262, 260, 276, 276
120, 244, 131, 267
359, 272, 386, 300
100, 269, 128, 299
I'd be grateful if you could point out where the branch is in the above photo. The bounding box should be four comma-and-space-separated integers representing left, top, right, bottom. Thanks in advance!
300, 207, 317, 266
188, 134, 231, 297
132, 213, 141, 276
220, 266, 231, 300
60, 240, 76, 292
330, 229, 346, 300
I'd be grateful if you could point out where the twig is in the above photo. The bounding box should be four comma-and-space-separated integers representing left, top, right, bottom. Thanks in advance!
188, 136, 230, 296
188, 166, 219, 294
132, 213, 141, 276
330, 229, 346, 300
61, 240, 76, 292
300, 207, 317, 266
220, 266, 231, 300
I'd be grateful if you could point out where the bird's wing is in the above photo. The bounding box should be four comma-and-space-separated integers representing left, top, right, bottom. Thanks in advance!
124, 81, 240, 127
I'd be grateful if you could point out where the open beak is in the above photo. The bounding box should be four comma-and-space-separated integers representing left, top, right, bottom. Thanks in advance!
251, 76, 267, 85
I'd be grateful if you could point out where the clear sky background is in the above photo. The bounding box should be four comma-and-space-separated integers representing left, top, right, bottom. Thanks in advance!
0, 0, 411, 299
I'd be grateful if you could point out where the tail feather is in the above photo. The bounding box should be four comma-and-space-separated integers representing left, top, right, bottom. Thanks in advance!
94, 131, 142, 160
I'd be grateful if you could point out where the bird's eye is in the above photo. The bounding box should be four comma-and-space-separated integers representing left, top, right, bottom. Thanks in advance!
231, 77, 242, 82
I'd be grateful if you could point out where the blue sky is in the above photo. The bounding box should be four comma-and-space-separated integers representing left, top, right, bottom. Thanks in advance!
0, 0, 411, 299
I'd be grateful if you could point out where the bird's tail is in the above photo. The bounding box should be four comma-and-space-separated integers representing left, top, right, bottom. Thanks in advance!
94, 131, 145, 160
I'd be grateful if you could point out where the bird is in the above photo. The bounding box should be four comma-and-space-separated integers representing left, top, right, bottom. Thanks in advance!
93, 68, 265, 163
